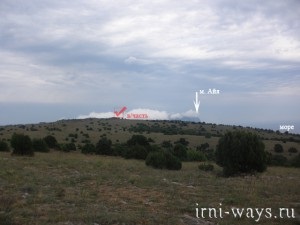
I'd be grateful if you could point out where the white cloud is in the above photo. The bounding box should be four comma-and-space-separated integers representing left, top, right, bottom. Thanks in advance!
77, 108, 199, 120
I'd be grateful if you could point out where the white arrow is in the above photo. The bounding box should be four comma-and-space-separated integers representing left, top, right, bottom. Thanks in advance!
193, 91, 200, 113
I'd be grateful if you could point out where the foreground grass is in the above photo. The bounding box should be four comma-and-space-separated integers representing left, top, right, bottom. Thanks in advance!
0, 152, 299, 225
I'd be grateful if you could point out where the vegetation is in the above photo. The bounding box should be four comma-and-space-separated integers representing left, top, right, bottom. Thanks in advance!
198, 163, 214, 171
274, 143, 284, 153
10, 133, 34, 156
32, 138, 49, 152
96, 137, 113, 155
216, 131, 267, 176
146, 150, 182, 170
43, 135, 58, 148
0, 140, 9, 152
0, 151, 298, 225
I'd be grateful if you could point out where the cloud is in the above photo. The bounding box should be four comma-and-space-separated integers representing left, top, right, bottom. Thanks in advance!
77, 111, 115, 119
77, 108, 199, 120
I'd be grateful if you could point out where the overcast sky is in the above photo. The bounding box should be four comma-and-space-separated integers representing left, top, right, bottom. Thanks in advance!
0, 0, 299, 132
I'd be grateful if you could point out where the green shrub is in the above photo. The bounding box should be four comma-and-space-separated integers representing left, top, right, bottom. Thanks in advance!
173, 143, 187, 160
290, 154, 300, 168
198, 163, 214, 171
145, 151, 166, 169
0, 140, 9, 152
11, 133, 33, 156
288, 147, 298, 153
205, 133, 212, 139
269, 154, 288, 166
161, 140, 173, 149
43, 135, 58, 148
215, 131, 267, 176
32, 138, 49, 152
175, 138, 189, 146
81, 143, 96, 154
61, 143, 76, 152
96, 137, 113, 155
165, 152, 182, 170
187, 149, 206, 161
274, 144, 284, 153
145, 150, 182, 170
127, 135, 149, 146
124, 144, 148, 160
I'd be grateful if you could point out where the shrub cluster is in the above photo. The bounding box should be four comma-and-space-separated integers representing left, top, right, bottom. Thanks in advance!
146, 150, 181, 170
11, 133, 34, 156
0, 140, 9, 152
216, 131, 267, 176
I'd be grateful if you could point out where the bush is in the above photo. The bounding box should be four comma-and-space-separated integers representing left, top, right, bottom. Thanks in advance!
215, 131, 267, 176
288, 147, 298, 153
274, 144, 284, 153
113, 143, 128, 157
268, 154, 288, 166
175, 138, 189, 146
96, 137, 113, 155
187, 149, 206, 161
291, 154, 300, 168
198, 163, 214, 171
43, 135, 58, 148
61, 143, 76, 152
127, 135, 149, 146
145, 150, 182, 170
32, 138, 49, 152
165, 151, 182, 170
0, 140, 9, 152
145, 151, 166, 169
11, 133, 33, 156
124, 144, 148, 160
173, 143, 187, 160
81, 143, 96, 154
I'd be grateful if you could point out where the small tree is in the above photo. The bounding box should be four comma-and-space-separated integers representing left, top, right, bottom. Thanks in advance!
215, 131, 267, 176
274, 144, 284, 153
81, 143, 96, 154
43, 135, 58, 148
288, 147, 298, 154
11, 133, 33, 156
32, 138, 49, 152
173, 143, 187, 160
127, 135, 149, 146
96, 137, 112, 155
0, 140, 9, 152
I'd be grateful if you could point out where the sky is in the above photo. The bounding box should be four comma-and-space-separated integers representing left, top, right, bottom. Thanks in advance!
0, 0, 300, 133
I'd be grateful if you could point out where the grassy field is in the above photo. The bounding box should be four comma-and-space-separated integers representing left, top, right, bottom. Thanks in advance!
0, 118, 300, 224
0, 151, 299, 225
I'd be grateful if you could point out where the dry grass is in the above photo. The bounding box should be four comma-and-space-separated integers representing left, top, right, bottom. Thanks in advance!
0, 151, 299, 225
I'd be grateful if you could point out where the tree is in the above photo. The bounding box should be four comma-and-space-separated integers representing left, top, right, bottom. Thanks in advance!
175, 138, 189, 146
11, 133, 33, 156
288, 147, 297, 154
0, 140, 9, 152
127, 135, 149, 146
81, 143, 96, 154
274, 144, 284, 153
145, 150, 182, 170
43, 135, 58, 148
173, 143, 187, 160
215, 131, 267, 176
96, 137, 112, 155
32, 138, 49, 152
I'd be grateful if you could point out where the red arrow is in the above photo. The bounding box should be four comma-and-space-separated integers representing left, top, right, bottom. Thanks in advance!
114, 106, 127, 117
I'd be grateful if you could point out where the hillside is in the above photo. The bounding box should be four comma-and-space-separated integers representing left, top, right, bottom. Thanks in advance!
0, 118, 300, 159
1, 118, 300, 225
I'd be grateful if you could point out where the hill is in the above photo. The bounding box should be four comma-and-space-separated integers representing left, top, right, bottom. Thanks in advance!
0, 118, 300, 225
0, 118, 299, 160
